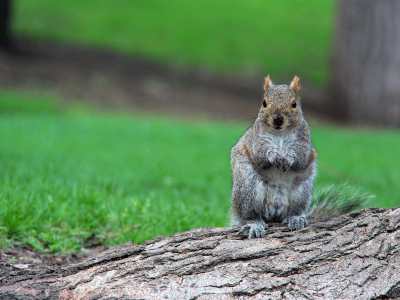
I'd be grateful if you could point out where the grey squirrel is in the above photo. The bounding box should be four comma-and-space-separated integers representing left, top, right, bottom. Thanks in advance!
230, 76, 370, 238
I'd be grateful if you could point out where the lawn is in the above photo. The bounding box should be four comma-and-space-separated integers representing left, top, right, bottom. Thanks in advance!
1, 91, 399, 253
12, 0, 336, 86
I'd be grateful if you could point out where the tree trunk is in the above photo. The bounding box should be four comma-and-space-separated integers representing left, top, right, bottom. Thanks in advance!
1, 207, 400, 299
0, 0, 11, 50
330, 0, 400, 126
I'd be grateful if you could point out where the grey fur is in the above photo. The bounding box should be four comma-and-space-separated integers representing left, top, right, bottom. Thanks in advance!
230, 76, 317, 238
307, 183, 373, 220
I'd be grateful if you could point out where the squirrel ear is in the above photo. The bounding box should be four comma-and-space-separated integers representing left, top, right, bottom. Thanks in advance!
264, 75, 270, 91
290, 76, 301, 96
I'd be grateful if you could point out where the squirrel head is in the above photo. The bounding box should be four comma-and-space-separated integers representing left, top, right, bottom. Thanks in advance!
258, 75, 302, 133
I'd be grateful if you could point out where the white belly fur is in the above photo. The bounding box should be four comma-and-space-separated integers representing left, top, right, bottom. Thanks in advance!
262, 130, 300, 218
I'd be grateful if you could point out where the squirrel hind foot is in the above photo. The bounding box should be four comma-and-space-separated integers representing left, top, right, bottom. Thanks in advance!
283, 216, 308, 230
239, 222, 268, 239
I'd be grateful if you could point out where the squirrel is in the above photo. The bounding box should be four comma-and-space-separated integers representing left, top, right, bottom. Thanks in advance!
230, 75, 318, 238
230, 75, 372, 238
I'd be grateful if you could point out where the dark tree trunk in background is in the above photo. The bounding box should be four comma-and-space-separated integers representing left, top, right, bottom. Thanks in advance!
0, 0, 11, 50
331, 0, 400, 126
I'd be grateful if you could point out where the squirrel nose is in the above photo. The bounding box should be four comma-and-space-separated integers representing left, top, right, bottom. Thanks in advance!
273, 115, 284, 127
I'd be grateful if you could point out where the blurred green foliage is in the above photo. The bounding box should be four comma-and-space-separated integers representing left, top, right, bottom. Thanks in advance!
0, 92, 399, 252
13, 0, 336, 85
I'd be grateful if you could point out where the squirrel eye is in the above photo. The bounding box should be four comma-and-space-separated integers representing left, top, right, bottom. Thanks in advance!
291, 100, 297, 108
262, 99, 267, 108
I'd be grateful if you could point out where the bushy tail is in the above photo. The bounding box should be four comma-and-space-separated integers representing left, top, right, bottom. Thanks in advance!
307, 183, 375, 220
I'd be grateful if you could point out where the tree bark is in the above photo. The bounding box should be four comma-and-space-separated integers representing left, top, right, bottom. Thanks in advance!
1, 207, 400, 299
330, 0, 400, 126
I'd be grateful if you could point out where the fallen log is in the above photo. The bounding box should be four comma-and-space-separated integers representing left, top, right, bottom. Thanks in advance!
1, 207, 400, 299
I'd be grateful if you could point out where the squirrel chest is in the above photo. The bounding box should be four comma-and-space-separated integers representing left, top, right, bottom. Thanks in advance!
254, 130, 300, 185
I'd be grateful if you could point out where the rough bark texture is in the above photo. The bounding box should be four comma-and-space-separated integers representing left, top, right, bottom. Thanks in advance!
330, 0, 400, 126
1, 207, 400, 299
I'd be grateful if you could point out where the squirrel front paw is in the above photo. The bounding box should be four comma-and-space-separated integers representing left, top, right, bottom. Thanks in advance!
239, 222, 268, 239
267, 148, 281, 169
281, 149, 296, 172
283, 216, 308, 230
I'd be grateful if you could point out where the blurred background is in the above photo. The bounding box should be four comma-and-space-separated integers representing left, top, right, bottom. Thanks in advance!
0, 0, 399, 253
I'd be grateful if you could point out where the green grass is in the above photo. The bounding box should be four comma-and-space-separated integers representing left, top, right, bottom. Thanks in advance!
312, 125, 400, 208
1, 91, 399, 253
13, 0, 336, 85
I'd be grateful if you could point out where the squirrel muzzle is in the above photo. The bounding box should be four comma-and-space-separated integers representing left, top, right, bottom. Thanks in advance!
272, 114, 284, 129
